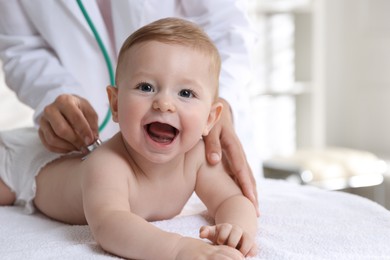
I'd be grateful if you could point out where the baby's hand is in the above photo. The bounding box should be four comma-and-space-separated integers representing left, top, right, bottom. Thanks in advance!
199, 223, 257, 257
174, 237, 244, 260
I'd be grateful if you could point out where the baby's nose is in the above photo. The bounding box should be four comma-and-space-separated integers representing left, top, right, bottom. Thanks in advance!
152, 99, 176, 112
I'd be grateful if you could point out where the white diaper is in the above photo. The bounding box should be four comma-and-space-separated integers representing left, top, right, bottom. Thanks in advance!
0, 127, 62, 214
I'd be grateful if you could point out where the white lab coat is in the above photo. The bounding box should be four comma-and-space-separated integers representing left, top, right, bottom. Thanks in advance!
0, 0, 260, 173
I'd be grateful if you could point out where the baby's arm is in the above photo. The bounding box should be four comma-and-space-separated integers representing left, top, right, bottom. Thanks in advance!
195, 151, 258, 257
81, 148, 244, 260
199, 196, 257, 256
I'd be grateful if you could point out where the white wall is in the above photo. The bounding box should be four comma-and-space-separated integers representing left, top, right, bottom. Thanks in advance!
322, 0, 390, 158
315, 0, 390, 208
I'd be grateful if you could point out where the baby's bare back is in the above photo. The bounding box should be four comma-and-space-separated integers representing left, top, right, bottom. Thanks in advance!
34, 154, 87, 224
32, 134, 201, 225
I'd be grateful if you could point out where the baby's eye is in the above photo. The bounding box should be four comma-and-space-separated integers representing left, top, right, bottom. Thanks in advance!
179, 89, 196, 98
137, 82, 154, 92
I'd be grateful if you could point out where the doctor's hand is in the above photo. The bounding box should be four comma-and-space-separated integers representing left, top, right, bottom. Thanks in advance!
203, 98, 260, 216
38, 94, 99, 153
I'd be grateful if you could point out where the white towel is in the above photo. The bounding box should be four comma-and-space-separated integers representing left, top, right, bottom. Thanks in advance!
1, 179, 390, 259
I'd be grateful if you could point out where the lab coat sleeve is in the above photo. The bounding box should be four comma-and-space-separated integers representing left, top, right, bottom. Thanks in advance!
0, 1, 84, 124
180, 0, 256, 119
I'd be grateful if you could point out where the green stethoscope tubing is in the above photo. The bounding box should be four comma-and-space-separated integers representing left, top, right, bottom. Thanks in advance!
76, 0, 113, 133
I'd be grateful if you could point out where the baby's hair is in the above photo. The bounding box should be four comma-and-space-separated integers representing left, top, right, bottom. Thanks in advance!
115, 17, 221, 96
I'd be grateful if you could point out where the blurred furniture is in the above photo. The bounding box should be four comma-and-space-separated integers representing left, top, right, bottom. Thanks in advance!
263, 147, 388, 208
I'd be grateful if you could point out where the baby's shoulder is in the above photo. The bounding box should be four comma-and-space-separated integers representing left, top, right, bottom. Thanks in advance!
184, 140, 208, 173
82, 136, 131, 174
186, 139, 206, 159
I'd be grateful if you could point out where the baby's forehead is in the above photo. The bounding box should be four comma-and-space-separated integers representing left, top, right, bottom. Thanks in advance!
126, 40, 208, 56
118, 40, 214, 71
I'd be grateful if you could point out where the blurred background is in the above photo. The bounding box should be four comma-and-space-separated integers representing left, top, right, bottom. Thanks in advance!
1, 0, 389, 209
246, 0, 390, 209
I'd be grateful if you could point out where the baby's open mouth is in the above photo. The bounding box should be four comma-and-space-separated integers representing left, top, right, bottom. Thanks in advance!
145, 122, 179, 144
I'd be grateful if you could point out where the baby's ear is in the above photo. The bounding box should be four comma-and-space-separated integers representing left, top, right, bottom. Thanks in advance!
202, 102, 223, 136
106, 85, 119, 122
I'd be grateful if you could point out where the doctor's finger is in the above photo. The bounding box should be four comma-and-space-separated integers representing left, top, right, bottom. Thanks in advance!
221, 133, 260, 216
204, 124, 222, 165
57, 96, 96, 146
43, 105, 86, 150
39, 118, 77, 153
80, 100, 99, 141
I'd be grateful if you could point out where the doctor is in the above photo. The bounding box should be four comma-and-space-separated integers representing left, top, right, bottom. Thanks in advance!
0, 0, 259, 213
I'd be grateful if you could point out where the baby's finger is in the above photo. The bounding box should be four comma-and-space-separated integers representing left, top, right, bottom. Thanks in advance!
226, 227, 243, 248
215, 224, 233, 245
199, 225, 216, 241
247, 244, 258, 257
237, 236, 254, 256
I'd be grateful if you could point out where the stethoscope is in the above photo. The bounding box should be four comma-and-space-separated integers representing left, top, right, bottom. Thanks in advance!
76, 0, 113, 152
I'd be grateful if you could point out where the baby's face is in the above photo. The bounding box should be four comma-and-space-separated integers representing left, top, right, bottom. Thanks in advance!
113, 41, 219, 163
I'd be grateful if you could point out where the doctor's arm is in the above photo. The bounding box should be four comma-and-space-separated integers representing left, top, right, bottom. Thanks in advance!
181, 0, 259, 215
0, 0, 98, 152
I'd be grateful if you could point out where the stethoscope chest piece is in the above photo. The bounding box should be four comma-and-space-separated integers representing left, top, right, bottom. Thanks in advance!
82, 139, 102, 160
86, 139, 102, 153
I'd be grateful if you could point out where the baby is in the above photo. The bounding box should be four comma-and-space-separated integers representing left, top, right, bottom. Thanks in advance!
0, 18, 257, 259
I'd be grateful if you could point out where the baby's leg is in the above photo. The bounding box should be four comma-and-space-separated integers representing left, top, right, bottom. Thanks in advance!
0, 130, 16, 206
0, 178, 15, 205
